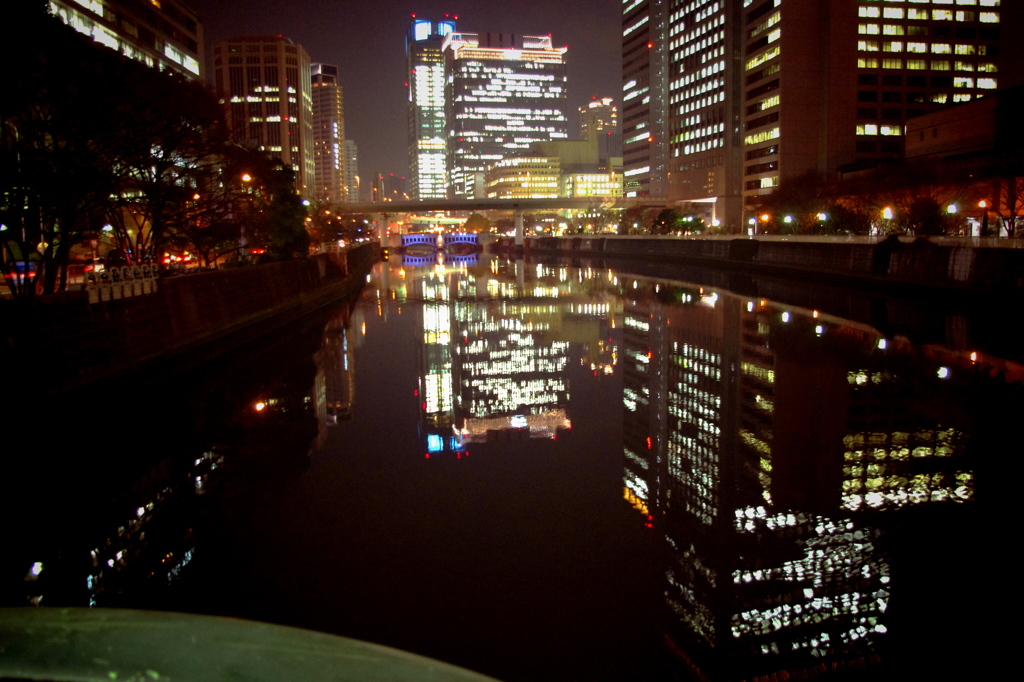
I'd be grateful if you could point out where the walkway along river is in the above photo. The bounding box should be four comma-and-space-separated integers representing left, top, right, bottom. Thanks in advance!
0, 251, 1010, 681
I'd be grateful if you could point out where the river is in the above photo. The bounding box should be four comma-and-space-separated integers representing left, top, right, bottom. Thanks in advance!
1, 253, 1010, 681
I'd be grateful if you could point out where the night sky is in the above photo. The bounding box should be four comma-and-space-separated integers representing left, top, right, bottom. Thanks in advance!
186, 0, 622, 185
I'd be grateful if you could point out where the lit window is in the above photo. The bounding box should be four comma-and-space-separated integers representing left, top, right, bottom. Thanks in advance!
858, 57, 879, 68
979, 11, 999, 22
908, 9, 928, 19
882, 58, 903, 68
932, 10, 954, 20
977, 77, 997, 89
931, 44, 951, 54
883, 7, 904, 18
883, 42, 903, 52
859, 6, 880, 17
907, 59, 926, 69
856, 124, 878, 135
858, 24, 880, 34
956, 11, 975, 20
931, 60, 950, 70
932, 93, 948, 104
955, 44, 976, 55
882, 25, 904, 35
858, 41, 879, 51
954, 61, 974, 71
907, 42, 927, 53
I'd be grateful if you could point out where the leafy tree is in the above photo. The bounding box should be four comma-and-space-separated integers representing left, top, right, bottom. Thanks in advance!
463, 212, 493, 233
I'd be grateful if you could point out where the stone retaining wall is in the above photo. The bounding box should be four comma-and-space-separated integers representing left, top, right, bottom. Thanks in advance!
516, 236, 1024, 294
1, 245, 378, 398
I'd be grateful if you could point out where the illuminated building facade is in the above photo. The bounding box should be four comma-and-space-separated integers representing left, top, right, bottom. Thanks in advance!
311, 63, 346, 204
626, 0, 1022, 225
344, 140, 360, 201
444, 32, 569, 199
484, 157, 561, 199
740, 0, 1019, 211
580, 97, 623, 161
666, 0, 744, 229
622, 0, 669, 197
48, 0, 203, 80
212, 36, 315, 194
407, 17, 456, 200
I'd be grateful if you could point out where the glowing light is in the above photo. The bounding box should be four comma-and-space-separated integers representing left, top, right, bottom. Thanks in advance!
30, 562, 43, 577
947, 204, 958, 214
877, 339, 887, 349
781, 312, 790, 322
937, 367, 950, 379
882, 206, 894, 220
254, 401, 266, 411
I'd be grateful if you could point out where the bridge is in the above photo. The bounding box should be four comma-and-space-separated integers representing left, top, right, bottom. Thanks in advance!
334, 197, 671, 247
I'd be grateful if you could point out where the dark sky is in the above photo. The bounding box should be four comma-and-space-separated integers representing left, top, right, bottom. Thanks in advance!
186, 0, 621, 182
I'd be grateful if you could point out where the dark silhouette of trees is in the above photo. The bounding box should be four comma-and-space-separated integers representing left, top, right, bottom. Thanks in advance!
2, 14, 312, 297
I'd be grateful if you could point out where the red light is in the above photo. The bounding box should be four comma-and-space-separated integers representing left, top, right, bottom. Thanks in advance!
422, 402, 427, 410
645, 522, 653, 528
646, 436, 652, 449
425, 454, 430, 458
413, 389, 419, 396
647, 42, 653, 48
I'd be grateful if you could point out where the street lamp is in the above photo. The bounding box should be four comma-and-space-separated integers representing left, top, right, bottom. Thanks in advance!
978, 200, 989, 237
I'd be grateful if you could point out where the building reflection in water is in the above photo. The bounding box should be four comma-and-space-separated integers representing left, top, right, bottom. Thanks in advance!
391, 258, 623, 457
10, 298, 362, 611
615, 272, 982, 679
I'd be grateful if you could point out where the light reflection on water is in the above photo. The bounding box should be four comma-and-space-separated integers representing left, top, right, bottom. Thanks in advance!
3, 254, 1008, 681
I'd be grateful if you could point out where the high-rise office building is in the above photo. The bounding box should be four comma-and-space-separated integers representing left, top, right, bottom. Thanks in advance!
580, 97, 623, 163
49, 0, 203, 79
211, 36, 315, 194
310, 63, 346, 204
344, 139, 360, 202
666, 1, 744, 228
622, 0, 669, 198
741, 0, 1019, 211
444, 32, 569, 199
407, 17, 456, 200
628, 0, 1022, 229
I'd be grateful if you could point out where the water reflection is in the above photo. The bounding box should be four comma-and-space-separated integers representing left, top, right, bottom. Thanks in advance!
366, 255, 1001, 679
3, 254, 1007, 680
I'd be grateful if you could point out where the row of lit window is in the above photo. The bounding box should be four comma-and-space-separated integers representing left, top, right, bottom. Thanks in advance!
859, 10, 998, 22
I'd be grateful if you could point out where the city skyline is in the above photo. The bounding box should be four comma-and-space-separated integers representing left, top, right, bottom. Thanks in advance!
187, 0, 621, 183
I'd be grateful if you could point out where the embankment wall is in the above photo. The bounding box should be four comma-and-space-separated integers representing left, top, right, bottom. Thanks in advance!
515, 236, 1024, 294
1, 245, 378, 398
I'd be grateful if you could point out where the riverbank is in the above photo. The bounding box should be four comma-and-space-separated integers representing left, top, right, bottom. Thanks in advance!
1, 244, 378, 400
508, 235, 1024, 296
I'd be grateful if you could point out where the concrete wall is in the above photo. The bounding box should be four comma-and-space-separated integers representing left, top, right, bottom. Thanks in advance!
2, 245, 377, 398
514, 236, 1024, 293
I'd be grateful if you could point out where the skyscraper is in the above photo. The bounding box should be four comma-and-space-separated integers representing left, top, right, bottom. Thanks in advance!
344, 139, 360, 202
628, 0, 1023, 229
49, 0, 203, 80
622, 0, 668, 198
407, 17, 456, 200
444, 32, 569, 199
667, 1, 744, 228
741, 0, 1019, 211
211, 36, 314, 194
311, 63, 346, 204
580, 97, 623, 163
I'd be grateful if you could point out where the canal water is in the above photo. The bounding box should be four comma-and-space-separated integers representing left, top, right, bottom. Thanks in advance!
2, 254, 1010, 681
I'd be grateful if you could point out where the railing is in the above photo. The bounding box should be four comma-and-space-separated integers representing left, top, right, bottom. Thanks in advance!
84, 264, 160, 303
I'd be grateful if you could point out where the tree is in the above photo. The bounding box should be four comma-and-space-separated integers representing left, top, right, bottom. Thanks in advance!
463, 212, 493, 233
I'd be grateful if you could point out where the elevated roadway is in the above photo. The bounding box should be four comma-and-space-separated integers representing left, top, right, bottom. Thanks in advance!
334, 197, 671, 246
